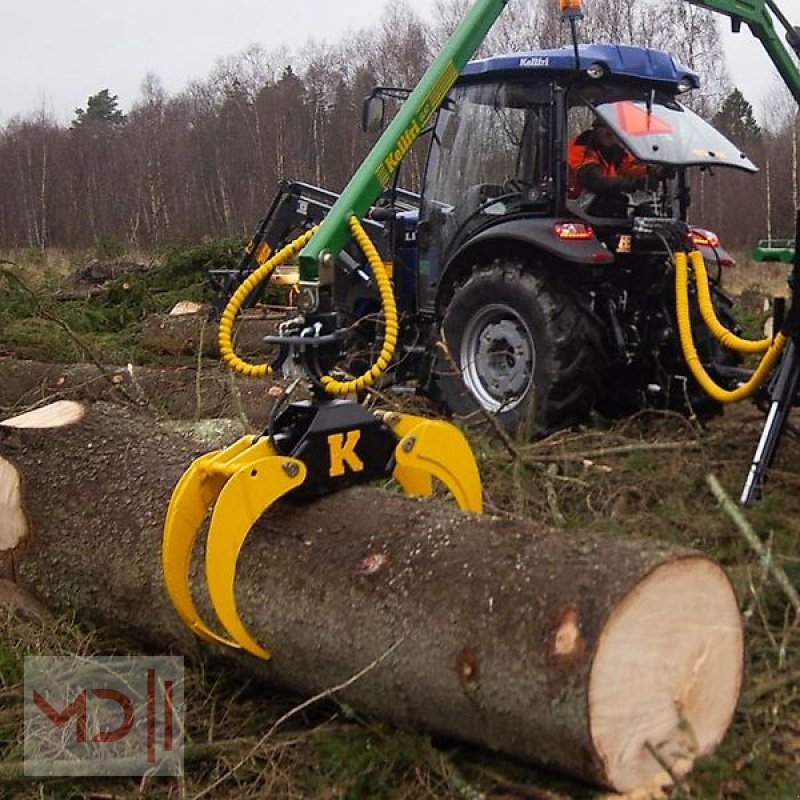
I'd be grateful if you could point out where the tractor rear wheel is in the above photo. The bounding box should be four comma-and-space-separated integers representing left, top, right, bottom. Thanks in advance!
435, 261, 603, 437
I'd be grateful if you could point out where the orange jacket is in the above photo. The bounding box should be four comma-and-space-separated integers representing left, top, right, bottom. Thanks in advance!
567, 131, 647, 198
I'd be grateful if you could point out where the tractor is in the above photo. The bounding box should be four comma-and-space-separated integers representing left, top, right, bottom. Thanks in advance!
165, 0, 800, 657
216, 41, 757, 437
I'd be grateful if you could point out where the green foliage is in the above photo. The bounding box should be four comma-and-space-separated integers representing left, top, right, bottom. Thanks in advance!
691, 736, 800, 800
0, 317, 84, 361
731, 286, 773, 340
0, 269, 37, 319
0, 238, 243, 362
72, 89, 127, 129
19, 247, 46, 267
302, 725, 431, 799
713, 89, 761, 147
93, 234, 126, 261
0, 640, 22, 686
157, 236, 244, 290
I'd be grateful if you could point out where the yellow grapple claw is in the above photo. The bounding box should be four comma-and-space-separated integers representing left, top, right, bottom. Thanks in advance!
205, 454, 307, 659
388, 415, 482, 513
162, 436, 258, 647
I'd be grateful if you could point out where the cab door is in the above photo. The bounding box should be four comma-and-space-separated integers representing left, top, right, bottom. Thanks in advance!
416, 80, 554, 314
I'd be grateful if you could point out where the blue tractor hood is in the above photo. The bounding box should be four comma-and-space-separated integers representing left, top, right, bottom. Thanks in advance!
461, 43, 700, 90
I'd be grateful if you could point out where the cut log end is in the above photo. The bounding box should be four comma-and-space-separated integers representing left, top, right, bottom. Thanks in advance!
1, 400, 86, 430
0, 455, 27, 550
589, 556, 743, 792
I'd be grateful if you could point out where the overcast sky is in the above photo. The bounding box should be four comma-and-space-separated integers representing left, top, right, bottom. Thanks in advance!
1, 0, 797, 126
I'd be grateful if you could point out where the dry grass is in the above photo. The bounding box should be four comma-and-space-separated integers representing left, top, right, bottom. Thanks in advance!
723, 253, 792, 299
0, 247, 155, 280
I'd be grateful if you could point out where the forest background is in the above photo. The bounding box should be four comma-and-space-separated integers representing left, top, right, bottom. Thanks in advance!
0, 0, 795, 257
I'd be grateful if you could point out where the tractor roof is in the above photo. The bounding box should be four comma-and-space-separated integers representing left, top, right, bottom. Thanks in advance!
461, 43, 700, 90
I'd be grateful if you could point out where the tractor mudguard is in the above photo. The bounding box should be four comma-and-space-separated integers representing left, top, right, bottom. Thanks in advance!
445, 217, 615, 276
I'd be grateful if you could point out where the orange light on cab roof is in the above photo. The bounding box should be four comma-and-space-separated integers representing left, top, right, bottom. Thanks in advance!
559, 0, 584, 19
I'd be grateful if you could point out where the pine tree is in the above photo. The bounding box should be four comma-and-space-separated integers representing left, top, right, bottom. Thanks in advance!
712, 89, 760, 146
72, 89, 127, 129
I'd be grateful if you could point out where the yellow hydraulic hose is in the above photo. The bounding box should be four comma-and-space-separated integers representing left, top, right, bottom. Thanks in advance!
674, 251, 786, 403
218, 216, 397, 393
320, 216, 398, 396
688, 250, 771, 354
218, 226, 319, 378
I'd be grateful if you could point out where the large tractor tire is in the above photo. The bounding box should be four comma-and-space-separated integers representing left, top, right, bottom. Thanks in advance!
435, 261, 603, 437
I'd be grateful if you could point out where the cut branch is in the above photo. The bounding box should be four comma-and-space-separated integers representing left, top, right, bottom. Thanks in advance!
706, 473, 800, 614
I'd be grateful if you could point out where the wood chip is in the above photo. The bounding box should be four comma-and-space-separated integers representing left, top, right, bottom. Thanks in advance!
169, 300, 205, 316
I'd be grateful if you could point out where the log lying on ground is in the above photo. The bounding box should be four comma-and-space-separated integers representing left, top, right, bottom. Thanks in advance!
139, 308, 282, 357
1, 403, 743, 793
0, 356, 285, 426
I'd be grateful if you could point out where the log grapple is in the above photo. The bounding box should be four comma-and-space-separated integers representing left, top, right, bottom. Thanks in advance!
161, 217, 482, 660
160, 0, 515, 659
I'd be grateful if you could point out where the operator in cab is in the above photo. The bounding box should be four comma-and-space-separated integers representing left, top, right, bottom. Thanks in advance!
567, 117, 649, 215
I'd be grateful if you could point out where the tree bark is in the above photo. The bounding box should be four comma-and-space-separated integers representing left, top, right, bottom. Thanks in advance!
1, 403, 743, 793
138, 310, 282, 358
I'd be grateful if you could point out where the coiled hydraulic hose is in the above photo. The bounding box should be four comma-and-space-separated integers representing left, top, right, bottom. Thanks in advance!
688, 250, 771, 354
674, 250, 786, 403
320, 216, 398, 396
218, 226, 319, 378
218, 216, 397, 394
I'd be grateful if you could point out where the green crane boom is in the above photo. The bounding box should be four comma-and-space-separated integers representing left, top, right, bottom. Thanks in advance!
688, 0, 800, 104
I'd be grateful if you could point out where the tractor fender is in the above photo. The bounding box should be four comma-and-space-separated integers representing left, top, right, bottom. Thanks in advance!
443, 217, 615, 282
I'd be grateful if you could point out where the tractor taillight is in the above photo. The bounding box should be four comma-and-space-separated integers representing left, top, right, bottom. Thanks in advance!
690, 228, 720, 248
555, 222, 594, 240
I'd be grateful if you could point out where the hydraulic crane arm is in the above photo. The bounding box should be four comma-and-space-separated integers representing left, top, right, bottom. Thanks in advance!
686, 0, 800, 503
687, 0, 800, 104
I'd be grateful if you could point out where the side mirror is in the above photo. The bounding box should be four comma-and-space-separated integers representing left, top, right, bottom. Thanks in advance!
788, 26, 800, 57
362, 94, 386, 134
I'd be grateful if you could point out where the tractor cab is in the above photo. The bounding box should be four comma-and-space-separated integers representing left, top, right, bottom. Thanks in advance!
416, 43, 757, 311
